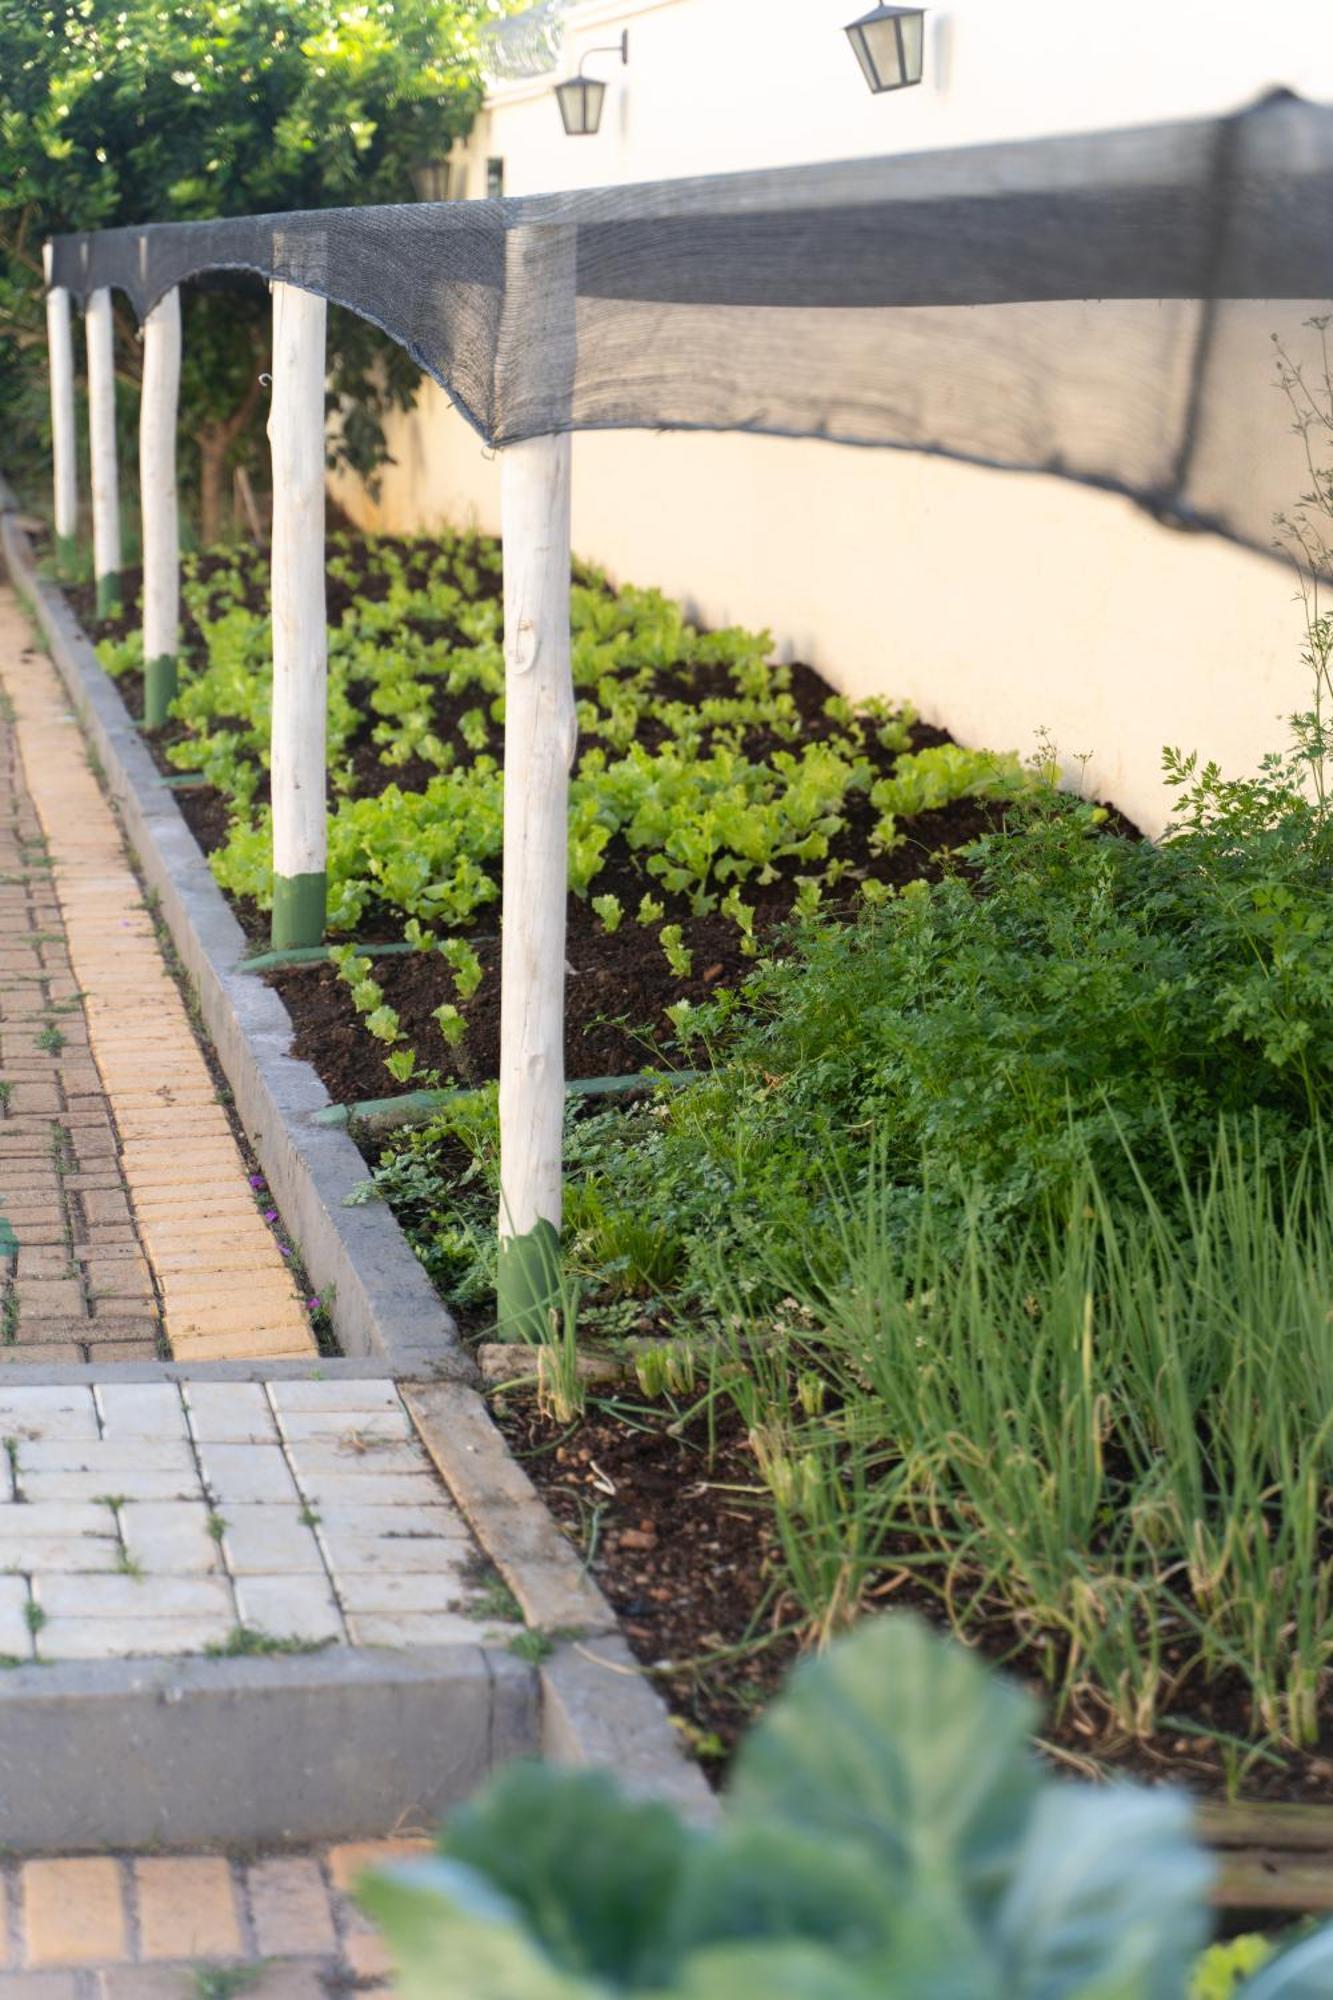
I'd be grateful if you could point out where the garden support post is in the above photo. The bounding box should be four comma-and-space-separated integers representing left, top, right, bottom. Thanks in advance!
85, 287, 122, 616
42, 247, 78, 579
140, 285, 181, 729
267, 279, 328, 951
496, 430, 576, 1340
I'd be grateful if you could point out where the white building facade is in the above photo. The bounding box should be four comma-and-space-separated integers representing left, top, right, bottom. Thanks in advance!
330, 0, 1333, 833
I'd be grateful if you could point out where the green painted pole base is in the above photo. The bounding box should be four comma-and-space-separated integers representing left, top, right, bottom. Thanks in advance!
55, 535, 79, 581
143, 653, 178, 730
495, 1218, 562, 1344
95, 572, 122, 617
271, 871, 327, 951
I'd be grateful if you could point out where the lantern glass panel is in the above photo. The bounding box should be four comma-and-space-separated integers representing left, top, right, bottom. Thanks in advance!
556, 75, 606, 135
846, 7, 925, 93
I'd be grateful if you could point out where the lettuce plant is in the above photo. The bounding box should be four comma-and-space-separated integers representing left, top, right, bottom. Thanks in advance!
358, 1615, 1332, 1999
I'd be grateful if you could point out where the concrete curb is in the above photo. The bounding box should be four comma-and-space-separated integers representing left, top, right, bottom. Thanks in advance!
0, 1643, 536, 1852
0, 489, 474, 1383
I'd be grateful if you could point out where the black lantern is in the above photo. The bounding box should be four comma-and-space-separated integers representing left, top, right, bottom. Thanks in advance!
845, 4, 926, 93
554, 30, 628, 136
410, 158, 454, 202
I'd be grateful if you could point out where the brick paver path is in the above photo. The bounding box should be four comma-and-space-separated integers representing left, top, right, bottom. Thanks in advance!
0, 1835, 425, 1992
0, 589, 314, 1361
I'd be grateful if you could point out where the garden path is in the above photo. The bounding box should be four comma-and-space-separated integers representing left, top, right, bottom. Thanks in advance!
0, 586, 313, 1363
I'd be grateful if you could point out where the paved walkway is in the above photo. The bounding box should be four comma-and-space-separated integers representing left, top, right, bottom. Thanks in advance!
0, 1835, 425, 1993
0, 1378, 515, 1660
0, 590, 313, 1362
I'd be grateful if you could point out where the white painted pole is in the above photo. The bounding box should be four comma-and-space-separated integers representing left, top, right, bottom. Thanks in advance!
140, 286, 181, 728
84, 287, 122, 615
267, 280, 328, 949
42, 245, 78, 575
496, 430, 575, 1337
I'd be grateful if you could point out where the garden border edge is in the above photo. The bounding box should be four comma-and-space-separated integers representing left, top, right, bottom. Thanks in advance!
0, 483, 472, 1382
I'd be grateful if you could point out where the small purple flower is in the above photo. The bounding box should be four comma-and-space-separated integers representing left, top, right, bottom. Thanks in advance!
264, 1209, 278, 1223
307, 1297, 321, 1311
279, 1244, 291, 1257
248, 1174, 266, 1190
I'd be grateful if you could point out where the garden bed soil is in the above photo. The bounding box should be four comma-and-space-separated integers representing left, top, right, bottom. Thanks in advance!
74, 546, 1060, 1106
493, 1393, 1333, 1807
267, 790, 1010, 1106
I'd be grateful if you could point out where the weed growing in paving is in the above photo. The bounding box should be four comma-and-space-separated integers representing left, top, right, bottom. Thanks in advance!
204, 1626, 335, 1658
36, 1024, 64, 1054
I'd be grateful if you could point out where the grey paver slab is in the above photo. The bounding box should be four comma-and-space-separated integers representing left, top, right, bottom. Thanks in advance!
233, 1575, 343, 1644
294, 1473, 443, 1509
119, 1502, 221, 1576
196, 1443, 299, 1505
17, 1441, 194, 1474
95, 1384, 188, 1439
320, 1531, 475, 1577
0, 1517, 120, 1572
268, 1380, 402, 1415
34, 1615, 234, 1660
184, 1382, 278, 1442
282, 1439, 429, 1479
0, 1389, 98, 1440
218, 1505, 326, 1576
34, 1574, 233, 1619
20, 1469, 199, 1503
309, 1502, 469, 1540
334, 1572, 474, 1615
347, 1610, 517, 1648
272, 1406, 412, 1442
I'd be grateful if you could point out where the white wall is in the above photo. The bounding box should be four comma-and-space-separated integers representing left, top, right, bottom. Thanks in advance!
331, 0, 1333, 834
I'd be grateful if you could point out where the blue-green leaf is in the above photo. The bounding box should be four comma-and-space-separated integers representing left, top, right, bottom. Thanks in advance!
728, 1613, 1038, 1917
994, 1784, 1212, 1999
441, 1763, 695, 1986
358, 1857, 597, 2000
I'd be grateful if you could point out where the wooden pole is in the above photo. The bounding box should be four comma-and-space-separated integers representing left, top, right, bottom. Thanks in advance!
140, 286, 181, 729
267, 280, 328, 950
84, 287, 122, 615
42, 246, 78, 577
496, 430, 575, 1338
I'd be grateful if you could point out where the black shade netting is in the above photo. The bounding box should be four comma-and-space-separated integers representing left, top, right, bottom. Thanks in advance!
48, 90, 1333, 561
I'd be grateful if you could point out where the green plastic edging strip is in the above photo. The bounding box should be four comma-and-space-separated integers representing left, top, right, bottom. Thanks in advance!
495, 1217, 562, 1344
143, 652, 177, 730
161, 772, 209, 790
314, 1069, 706, 1133
239, 940, 419, 974
271, 870, 328, 952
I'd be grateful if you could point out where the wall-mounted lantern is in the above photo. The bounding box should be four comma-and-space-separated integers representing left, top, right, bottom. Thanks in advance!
845, 4, 926, 93
554, 30, 629, 136
410, 158, 455, 202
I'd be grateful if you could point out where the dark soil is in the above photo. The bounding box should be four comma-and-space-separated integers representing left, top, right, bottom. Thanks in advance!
269, 786, 1016, 1106
493, 1395, 1333, 1806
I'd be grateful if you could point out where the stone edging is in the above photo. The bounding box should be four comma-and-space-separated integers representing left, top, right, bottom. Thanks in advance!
0, 488, 470, 1381
0, 1642, 534, 1852
0, 488, 716, 1827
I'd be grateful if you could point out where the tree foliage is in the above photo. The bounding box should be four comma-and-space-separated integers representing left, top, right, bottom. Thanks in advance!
0, 0, 492, 531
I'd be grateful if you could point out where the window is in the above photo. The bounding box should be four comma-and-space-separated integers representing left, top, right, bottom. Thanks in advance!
486, 157, 505, 199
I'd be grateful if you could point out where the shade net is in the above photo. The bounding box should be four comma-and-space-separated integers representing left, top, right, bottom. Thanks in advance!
48, 90, 1333, 561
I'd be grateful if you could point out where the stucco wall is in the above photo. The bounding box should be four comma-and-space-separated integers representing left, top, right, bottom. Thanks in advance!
329, 0, 1333, 835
